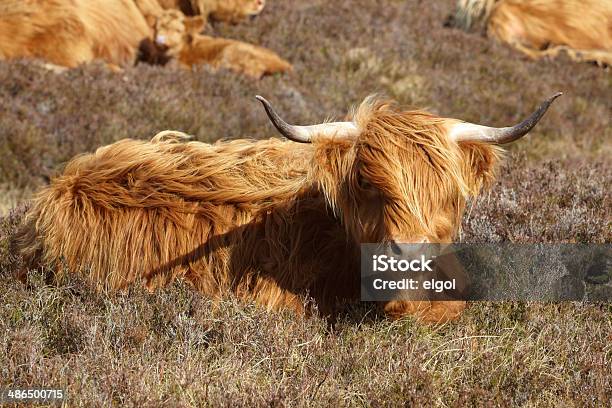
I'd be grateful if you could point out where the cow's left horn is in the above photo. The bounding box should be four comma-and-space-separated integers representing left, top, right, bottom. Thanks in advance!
256, 95, 358, 143
449, 92, 562, 144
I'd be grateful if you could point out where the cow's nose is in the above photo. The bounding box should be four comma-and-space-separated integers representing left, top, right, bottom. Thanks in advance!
389, 240, 403, 255
388, 237, 430, 257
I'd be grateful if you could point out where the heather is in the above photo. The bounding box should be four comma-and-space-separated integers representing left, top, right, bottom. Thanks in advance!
0, 0, 610, 405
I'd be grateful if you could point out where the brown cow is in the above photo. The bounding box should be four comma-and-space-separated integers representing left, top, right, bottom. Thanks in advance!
157, 0, 266, 23
141, 10, 292, 79
134, 0, 265, 27
0, 0, 151, 68
15, 93, 561, 323
177, 34, 292, 78
449, 0, 612, 66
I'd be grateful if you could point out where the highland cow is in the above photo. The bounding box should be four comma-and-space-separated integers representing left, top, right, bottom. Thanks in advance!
176, 33, 293, 79
136, 5, 291, 78
134, 0, 265, 28
156, 0, 266, 23
16, 93, 561, 323
449, 0, 612, 66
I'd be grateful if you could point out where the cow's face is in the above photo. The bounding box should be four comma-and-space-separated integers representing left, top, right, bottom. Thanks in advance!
349, 123, 466, 244
255, 93, 560, 245
334, 102, 500, 245
154, 10, 205, 56
209, 0, 266, 24
346, 109, 498, 243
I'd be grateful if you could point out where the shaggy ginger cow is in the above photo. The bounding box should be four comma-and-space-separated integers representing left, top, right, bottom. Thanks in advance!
449, 0, 612, 66
0, 0, 151, 68
156, 0, 266, 23
176, 34, 292, 79
16, 94, 561, 323
134, 0, 265, 28
139, 9, 292, 79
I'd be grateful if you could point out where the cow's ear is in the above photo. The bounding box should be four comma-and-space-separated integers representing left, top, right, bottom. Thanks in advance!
458, 142, 503, 195
184, 16, 206, 35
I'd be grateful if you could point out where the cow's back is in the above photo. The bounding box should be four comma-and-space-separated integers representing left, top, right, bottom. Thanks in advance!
78, 0, 151, 66
17, 135, 318, 295
488, 0, 612, 60
0, 0, 151, 67
0, 0, 85, 65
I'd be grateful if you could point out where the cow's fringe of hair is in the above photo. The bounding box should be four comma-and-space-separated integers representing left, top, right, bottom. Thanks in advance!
16, 96, 501, 317
317, 97, 500, 240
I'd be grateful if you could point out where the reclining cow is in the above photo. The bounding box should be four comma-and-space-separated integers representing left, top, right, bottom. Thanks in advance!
15, 93, 561, 323
0, 0, 289, 78
140, 0, 266, 24
448, 0, 612, 66
0, 0, 151, 70
136, 2, 292, 78
139, 10, 291, 78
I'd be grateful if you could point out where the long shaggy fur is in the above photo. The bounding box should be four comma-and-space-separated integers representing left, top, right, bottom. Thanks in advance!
178, 34, 293, 79
17, 98, 502, 322
0, 0, 151, 68
452, 0, 612, 65
141, 9, 292, 78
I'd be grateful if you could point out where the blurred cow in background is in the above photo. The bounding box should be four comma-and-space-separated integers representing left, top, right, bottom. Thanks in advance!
137, 5, 292, 78
135, 0, 266, 28
16, 93, 561, 323
448, 0, 612, 66
0, 0, 151, 69
0, 0, 289, 78
156, 0, 266, 24
177, 33, 292, 79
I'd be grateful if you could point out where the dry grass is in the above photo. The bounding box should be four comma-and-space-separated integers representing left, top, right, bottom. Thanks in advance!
0, 262, 610, 406
0, 0, 610, 406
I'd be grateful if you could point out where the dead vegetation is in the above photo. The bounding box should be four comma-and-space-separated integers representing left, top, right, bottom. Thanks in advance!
0, 0, 610, 405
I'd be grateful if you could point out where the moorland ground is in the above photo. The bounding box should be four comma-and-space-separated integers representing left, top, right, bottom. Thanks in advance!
0, 0, 610, 405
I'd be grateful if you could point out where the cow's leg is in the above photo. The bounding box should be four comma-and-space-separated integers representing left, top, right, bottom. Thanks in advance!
239, 48, 292, 78
105, 63, 123, 73
246, 275, 307, 315
185, 265, 307, 315
215, 42, 266, 79
562, 48, 612, 66
52, 41, 95, 68
217, 41, 291, 79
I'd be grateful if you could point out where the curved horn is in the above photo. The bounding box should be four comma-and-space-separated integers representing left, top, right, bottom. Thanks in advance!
449, 92, 562, 144
255, 95, 358, 143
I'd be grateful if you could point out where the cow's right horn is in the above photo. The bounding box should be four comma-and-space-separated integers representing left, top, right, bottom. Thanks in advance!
256, 96, 358, 143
